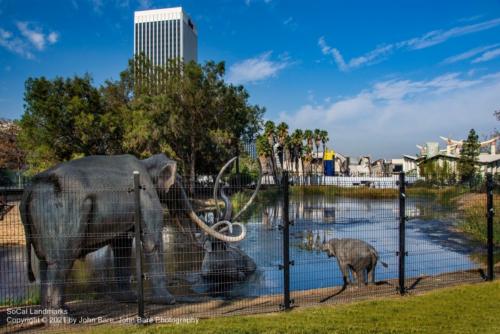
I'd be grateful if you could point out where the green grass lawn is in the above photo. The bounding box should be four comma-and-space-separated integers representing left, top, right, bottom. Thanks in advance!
84, 281, 500, 334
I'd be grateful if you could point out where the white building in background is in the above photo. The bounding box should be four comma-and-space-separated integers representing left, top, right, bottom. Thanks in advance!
416, 136, 500, 176
134, 7, 198, 65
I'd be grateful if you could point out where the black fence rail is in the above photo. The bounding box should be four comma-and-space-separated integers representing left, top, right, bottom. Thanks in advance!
0, 169, 497, 331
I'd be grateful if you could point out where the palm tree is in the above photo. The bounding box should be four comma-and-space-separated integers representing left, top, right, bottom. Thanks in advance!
263, 121, 278, 180
313, 129, 321, 173
303, 130, 314, 174
285, 134, 294, 172
303, 146, 313, 175
276, 122, 289, 170
304, 129, 313, 150
320, 130, 329, 172
256, 134, 273, 181
264, 120, 276, 146
291, 129, 303, 173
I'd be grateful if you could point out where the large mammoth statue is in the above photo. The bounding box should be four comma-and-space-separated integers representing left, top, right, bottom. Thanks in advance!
200, 157, 259, 283
20, 154, 257, 312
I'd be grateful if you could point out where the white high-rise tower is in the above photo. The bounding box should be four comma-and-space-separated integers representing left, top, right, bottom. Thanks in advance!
134, 7, 198, 64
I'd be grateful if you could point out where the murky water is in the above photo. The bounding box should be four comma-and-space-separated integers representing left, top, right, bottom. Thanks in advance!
224, 195, 481, 296
0, 195, 482, 304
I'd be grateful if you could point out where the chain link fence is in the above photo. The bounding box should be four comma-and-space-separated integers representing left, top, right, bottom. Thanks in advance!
0, 165, 497, 331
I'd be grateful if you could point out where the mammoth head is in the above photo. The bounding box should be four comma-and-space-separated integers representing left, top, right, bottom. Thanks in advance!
142, 154, 177, 191
322, 239, 340, 258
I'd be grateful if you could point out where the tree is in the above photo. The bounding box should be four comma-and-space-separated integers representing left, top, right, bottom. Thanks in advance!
122, 58, 264, 190
303, 130, 314, 174
263, 120, 278, 180
458, 129, 481, 184
276, 122, 289, 170
320, 130, 329, 169
19, 75, 124, 174
0, 119, 26, 185
256, 134, 273, 181
18, 56, 264, 185
313, 129, 321, 173
291, 129, 303, 173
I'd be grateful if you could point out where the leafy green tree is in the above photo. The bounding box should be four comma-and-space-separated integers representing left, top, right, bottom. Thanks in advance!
122, 57, 264, 189
0, 119, 25, 171
19, 75, 124, 173
458, 129, 481, 184
18, 56, 264, 185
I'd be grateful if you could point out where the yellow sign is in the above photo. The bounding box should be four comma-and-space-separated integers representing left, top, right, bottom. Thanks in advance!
323, 149, 335, 160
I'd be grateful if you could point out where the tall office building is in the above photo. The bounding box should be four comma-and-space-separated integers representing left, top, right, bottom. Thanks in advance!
134, 7, 197, 65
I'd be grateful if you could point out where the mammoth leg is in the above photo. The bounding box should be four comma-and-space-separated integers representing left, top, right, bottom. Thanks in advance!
355, 269, 366, 286
337, 260, 350, 286
110, 236, 136, 302
40, 258, 73, 311
368, 262, 376, 284
142, 209, 175, 305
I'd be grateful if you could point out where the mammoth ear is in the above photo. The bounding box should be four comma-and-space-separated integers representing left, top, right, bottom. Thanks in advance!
142, 154, 177, 190
158, 160, 177, 191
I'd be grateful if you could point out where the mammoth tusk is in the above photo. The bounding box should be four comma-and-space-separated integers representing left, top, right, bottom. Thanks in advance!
177, 175, 246, 242
220, 187, 233, 221
232, 158, 262, 221
213, 157, 238, 222
187, 210, 246, 242
211, 220, 233, 234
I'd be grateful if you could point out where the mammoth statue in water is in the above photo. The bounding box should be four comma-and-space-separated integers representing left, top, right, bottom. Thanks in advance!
20, 154, 260, 312
200, 157, 259, 283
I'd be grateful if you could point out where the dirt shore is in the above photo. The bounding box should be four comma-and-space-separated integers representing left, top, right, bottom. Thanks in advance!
1, 267, 498, 333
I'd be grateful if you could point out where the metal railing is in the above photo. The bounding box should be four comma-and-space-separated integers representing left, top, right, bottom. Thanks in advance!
0, 170, 496, 330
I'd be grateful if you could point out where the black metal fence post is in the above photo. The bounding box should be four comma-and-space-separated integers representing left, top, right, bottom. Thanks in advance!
236, 151, 241, 192
133, 171, 145, 321
486, 173, 495, 281
280, 171, 293, 309
398, 172, 406, 295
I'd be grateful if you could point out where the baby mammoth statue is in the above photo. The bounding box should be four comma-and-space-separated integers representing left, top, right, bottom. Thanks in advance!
320, 238, 388, 286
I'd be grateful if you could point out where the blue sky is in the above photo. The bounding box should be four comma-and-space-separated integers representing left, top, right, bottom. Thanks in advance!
1, 0, 500, 158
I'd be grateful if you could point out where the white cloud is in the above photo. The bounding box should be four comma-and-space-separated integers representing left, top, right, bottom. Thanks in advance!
441, 44, 500, 64
0, 23, 58, 59
47, 31, 59, 44
472, 47, 500, 63
227, 52, 290, 84
280, 71, 500, 157
0, 27, 34, 59
16, 22, 58, 51
320, 17, 500, 71
319, 37, 394, 71
17, 22, 45, 50
402, 18, 500, 50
